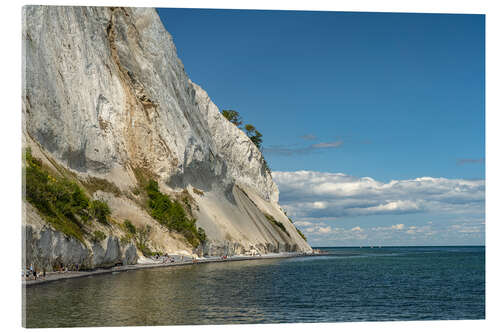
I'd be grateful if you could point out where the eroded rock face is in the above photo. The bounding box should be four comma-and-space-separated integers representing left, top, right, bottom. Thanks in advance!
124, 244, 138, 265
24, 224, 91, 269
23, 203, 138, 270
91, 236, 123, 268
22, 6, 312, 258
191, 82, 279, 203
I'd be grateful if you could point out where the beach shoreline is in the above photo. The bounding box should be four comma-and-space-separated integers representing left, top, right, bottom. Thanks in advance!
22, 252, 318, 287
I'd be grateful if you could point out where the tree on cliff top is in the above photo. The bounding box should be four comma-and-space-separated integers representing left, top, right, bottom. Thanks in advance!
222, 110, 242, 128
221, 110, 264, 151
244, 124, 263, 150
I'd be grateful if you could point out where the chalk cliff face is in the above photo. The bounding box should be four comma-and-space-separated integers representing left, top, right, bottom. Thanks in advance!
22, 5, 311, 266
23, 203, 138, 270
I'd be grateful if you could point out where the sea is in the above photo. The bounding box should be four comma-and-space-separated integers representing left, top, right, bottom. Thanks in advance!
23, 246, 485, 327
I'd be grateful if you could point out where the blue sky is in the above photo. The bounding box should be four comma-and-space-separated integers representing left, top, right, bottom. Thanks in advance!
157, 8, 485, 246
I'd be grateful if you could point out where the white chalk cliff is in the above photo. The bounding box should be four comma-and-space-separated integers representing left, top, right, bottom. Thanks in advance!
22, 6, 311, 268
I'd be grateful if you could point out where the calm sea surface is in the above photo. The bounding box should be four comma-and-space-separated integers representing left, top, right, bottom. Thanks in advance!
24, 246, 485, 327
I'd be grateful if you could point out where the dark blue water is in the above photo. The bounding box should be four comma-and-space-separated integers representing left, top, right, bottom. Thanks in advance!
24, 246, 484, 327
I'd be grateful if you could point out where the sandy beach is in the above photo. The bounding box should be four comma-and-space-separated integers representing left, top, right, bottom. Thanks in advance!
23, 252, 314, 286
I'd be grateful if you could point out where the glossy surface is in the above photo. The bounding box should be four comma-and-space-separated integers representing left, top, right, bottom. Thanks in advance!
24, 246, 485, 327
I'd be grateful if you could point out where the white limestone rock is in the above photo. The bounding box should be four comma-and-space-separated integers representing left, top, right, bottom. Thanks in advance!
22, 6, 312, 257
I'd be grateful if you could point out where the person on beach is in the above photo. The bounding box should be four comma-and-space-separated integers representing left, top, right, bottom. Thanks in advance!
33, 267, 37, 280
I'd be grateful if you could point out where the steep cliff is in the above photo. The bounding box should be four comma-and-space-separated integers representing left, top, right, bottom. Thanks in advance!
22, 6, 311, 269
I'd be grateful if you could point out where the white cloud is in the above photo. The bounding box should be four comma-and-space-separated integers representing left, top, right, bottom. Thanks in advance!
450, 224, 483, 233
349, 200, 420, 215
301, 222, 368, 241
293, 221, 314, 227
404, 225, 435, 235
303, 223, 332, 235
317, 226, 332, 234
272, 170, 484, 219
312, 201, 327, 209
298, 218, 483, 246
371, 224, 405, 231
311, 141, 343, 148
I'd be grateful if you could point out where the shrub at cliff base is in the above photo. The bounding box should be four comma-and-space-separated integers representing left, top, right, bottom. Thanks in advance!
135, 225, 153, 256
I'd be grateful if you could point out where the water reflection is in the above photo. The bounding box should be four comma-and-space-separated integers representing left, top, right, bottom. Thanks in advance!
24, 248, 485, 327
25, 259, 284, 327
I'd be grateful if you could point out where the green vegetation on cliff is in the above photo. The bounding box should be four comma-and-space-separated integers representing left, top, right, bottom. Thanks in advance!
244, 124, 263, 150
221, 110, 242, 128
23, 147, 111, 243
222, 110, 264, 151
91, 230, 106, 243
136, 225, 153, 257
221, 110, 270, 174
120, 219, 154, 256
89, 199, 111, 224
145, 180, 206, 248
295, 227, 307, 241
283, 210, 307, 241
264, 213, 291, 237
124, 219, 136, 234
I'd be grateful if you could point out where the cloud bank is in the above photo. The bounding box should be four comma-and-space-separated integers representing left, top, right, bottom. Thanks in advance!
272, 170, 485, 219
300, 220, 484, 245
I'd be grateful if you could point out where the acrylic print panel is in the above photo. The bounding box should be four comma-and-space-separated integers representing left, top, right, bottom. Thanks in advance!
22, 5, 485, 328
